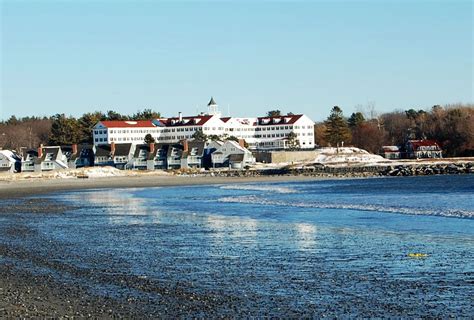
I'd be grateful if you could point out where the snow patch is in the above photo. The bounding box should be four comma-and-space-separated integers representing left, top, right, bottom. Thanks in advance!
314, 147, 385, 165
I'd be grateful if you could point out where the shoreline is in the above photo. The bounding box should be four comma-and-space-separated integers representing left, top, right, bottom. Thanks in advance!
0, 174, 325, 199
0, 158, 472, 199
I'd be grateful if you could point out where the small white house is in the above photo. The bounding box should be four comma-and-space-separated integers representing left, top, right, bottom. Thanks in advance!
211, 140, 255, 169
0, 150, 21, 173
20, 148, 38, 172
36, 146, 69, 171
20, 146, 68, 172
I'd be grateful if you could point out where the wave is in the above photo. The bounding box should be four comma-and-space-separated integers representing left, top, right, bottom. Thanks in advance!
217, 195, 474, 219
220, 184, 297, 194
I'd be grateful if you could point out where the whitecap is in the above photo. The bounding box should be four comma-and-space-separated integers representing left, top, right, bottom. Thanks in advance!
220, 184, 297, 194
217, 196, 474, 219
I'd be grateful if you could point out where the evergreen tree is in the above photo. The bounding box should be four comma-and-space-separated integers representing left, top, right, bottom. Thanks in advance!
287, 131, 300, 150
106, 110, 128, 121
78, 111, 106, 143
144, 133, 155, 144
192, 129, 207, 141
267, 110, 281, 117
225, 135, 239, 142
208, 134, 221, 141
133, 109, 161, 120
324, 106, 351, 147
49, 114, 81, 145
348, 112, 365, 128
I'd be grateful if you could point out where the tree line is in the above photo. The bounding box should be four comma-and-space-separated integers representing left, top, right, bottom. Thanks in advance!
0, 109, 160, 151
0, 104, 472, 157
316, 103, 473, 157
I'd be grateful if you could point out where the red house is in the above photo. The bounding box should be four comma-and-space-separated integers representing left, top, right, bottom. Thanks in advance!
405, 140, 442, 159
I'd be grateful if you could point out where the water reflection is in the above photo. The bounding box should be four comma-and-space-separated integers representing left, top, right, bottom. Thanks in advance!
62, 189, 163, 225
295, 223, 317, 251
205, 215, 259, 247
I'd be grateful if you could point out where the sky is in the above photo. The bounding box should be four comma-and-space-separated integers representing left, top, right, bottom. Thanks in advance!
1, 0, 472, 122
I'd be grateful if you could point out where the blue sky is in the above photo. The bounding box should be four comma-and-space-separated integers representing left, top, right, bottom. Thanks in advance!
1, 0, 472, 122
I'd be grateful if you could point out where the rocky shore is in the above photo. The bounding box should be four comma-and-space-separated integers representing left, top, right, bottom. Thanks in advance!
379, 162, 474, 176
189, 162, 474, 178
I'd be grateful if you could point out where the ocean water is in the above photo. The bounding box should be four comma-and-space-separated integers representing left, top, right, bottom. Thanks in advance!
1, 175, 473, 316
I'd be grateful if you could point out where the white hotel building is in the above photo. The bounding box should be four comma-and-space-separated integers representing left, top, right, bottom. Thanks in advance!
93, 98, 315, 150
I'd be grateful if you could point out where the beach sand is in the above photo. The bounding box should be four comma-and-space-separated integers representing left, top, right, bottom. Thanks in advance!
0, 174, 321, 199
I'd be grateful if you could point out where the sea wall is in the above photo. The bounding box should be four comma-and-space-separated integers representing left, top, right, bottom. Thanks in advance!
254, 150, 317, 164
204, 162, 474, 178
379, 163, 473, 176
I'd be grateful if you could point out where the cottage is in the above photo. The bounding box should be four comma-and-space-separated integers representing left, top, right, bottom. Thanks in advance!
203, 140, 224, 168
146, 143, 169, 170
21, 146, 68, 172
94, 143, 134, 169
35, 146, 69, 171
131, 144, 153, 170
211, 140, 255, 169
20, 148, 38, 172
61, 144, 95, 168
0, 150, 21, 173
381, 146, 401, 159
181, 140, 205, 169
406, 140, 442, 159
166, 143, 184, 170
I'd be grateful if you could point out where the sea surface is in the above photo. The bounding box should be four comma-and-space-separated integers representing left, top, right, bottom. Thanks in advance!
1, 175, 474, 316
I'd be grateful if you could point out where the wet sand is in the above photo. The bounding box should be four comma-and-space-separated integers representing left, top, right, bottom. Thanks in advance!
0, 174, 321, 199
0, 174, 323, 317
1, 175, 472, 317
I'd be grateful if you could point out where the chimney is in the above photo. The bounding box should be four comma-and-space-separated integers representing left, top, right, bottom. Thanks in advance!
149, 143, 155, 154
72, 144, 78, 155
110, 142, 116, 155
182, 139, 188, 153
178, 112, 183, 122
238, 139, 245, 149
37, 144, 43, 158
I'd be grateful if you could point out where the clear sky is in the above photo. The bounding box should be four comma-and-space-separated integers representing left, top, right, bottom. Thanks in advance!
1, 0, 472, 122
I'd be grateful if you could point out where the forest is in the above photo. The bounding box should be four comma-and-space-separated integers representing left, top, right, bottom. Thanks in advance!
0, 104, 472, 157
316, 103, 473, 157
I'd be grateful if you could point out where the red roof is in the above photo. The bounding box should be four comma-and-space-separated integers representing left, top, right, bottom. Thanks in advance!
98, 114, 306, 128
382, 146, 400, 152
100, 120, 155, 128
257, 114, 304, 125
99, 115, 214, 128
159, 115, 214, 127
408, 140, 441, 150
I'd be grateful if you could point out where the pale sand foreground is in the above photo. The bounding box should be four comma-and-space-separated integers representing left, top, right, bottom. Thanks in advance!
0, 174, 321, 199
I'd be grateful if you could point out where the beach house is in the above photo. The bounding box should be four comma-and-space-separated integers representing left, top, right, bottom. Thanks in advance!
166, 143, 184, 170
61, 144, 96, 168
94, 143, 135, 169
0, 150, 21, 173
381, 146, 401, 159
405, 140, 442, 159
181, 140, 206, 169
20, 146, 68, 172
211, 140, 256, 169
146, 143, 169, 170
35, 146, 69, 171
20, 148, 38, 172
